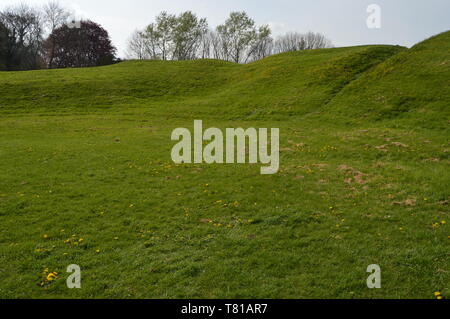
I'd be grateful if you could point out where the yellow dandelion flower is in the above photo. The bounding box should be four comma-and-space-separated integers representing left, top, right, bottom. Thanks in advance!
437, 296, 443, 300
43, 234, 49, 239
46, 273, 57, 281
434, 292, 441, 296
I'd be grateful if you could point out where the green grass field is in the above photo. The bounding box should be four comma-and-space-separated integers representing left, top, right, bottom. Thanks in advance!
0, 31, 448, 299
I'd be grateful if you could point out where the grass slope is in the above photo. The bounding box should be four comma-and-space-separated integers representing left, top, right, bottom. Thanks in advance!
0, 33, 448, 299
0, 45, 404, 119
326, 31, 450, 129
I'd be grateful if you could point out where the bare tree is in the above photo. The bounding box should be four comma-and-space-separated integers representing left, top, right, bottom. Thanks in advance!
274, 32, 333, 54
209, 30, 223, 60
303, 31, 333, 49
199, 29, 213, 59
42, 1, 71, 68
127, 23, 162, 60
43, 1, 70, 34
274, 33, 304, 53
126, 30, 150, 59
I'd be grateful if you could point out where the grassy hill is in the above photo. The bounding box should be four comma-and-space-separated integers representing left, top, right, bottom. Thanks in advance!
326, 31, 450, 129
0, 45, 405, 119
0, 32, 448, 299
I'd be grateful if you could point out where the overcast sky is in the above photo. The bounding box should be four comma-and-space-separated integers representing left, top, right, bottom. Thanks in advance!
1, 0, 449, 57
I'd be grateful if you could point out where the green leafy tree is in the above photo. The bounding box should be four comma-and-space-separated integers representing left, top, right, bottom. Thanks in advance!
216, 12, 257, 63
246, 24, 273, 63
128, 11, 208, 61
172, 11, 208, 61
154, 12, 176, 60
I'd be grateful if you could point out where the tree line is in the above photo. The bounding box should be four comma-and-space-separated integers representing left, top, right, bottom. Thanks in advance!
127, 11, 333, 63
0, 2, 117, 71
0, 3, 334, 71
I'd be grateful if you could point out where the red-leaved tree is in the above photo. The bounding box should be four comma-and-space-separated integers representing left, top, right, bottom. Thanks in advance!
44, 20, 116, 68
